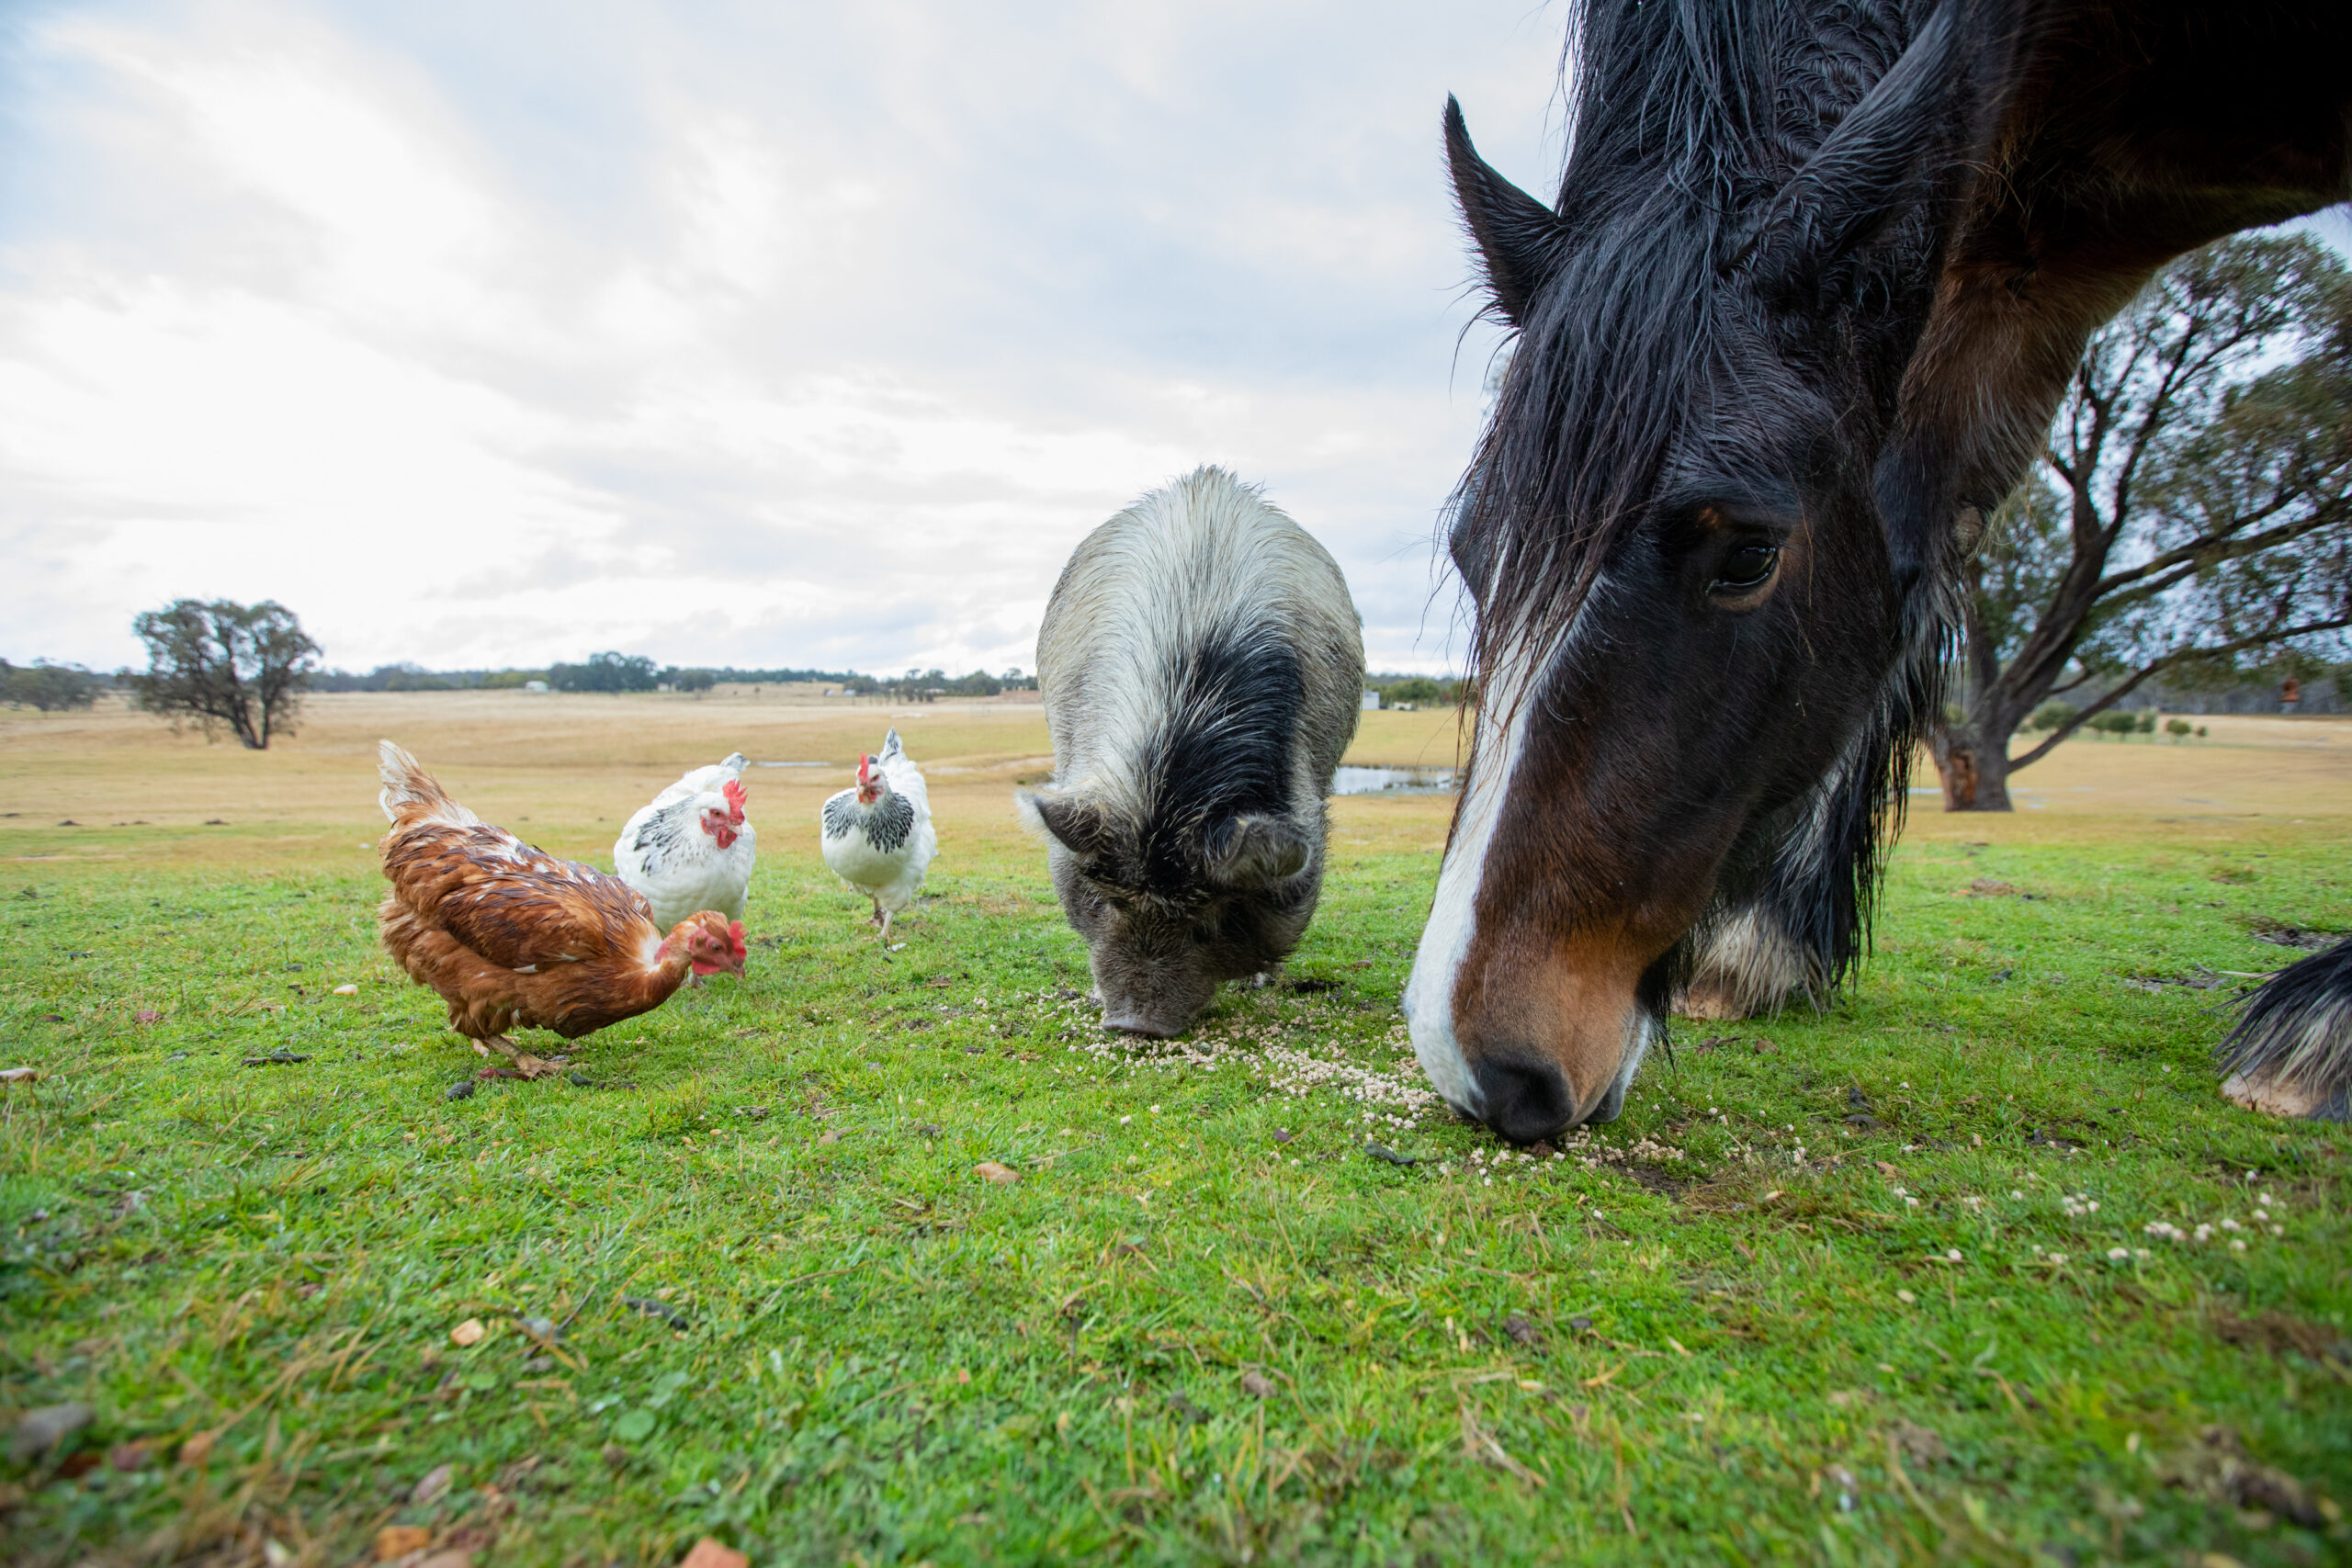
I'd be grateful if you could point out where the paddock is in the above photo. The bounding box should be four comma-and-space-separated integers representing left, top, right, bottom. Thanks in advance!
2, 692, 2346, 1562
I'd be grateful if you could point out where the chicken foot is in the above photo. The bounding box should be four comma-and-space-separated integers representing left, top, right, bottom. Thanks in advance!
473, 1034, 567, 1079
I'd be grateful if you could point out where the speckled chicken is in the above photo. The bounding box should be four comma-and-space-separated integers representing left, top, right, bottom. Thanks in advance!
375, 740, 745, 1077
614, 751, 756, 930
820, 728, 936, 941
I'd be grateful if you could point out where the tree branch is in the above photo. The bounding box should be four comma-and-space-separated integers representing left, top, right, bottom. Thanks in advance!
2007, 612, 2352, 771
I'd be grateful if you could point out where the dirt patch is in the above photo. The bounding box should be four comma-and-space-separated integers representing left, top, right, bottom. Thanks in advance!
2211, 1307, 2352, 1364
1623, 1162, 1698, 1197
2155, 1426, 2327, 1528
2246, 917, 2343, 952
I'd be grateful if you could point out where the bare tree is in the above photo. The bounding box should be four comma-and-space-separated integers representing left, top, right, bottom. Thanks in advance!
1933, 235, 2352, 810
129, 599, 322, 750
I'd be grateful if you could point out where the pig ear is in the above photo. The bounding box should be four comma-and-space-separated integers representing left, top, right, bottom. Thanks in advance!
1019, 788, 1111, 858
1207, 816, 1313, 888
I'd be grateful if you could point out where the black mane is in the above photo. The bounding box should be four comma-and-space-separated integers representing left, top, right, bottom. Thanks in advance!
1453, 0, 1924, 668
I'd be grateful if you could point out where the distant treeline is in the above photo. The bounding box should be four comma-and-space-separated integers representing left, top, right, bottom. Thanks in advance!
302, 654, 1039, 697
0, 659, 111, 711
1364, 671, 1468, 706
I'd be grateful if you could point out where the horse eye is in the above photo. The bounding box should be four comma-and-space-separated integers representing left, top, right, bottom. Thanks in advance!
1711, 542, 1780, 595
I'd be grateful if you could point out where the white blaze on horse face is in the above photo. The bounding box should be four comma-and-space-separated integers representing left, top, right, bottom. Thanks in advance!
1404, 626, 1561, 1118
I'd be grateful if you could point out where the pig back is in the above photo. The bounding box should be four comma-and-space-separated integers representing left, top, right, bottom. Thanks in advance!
1036, 466, 1363, 822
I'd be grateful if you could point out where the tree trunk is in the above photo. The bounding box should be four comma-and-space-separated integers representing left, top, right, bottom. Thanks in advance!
1931, 725, 2015, 811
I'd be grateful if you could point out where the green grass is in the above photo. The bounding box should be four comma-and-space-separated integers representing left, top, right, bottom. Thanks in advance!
2, 824, 2347, 1566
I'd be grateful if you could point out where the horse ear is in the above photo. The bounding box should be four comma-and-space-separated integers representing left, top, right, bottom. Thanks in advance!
1744, 0, 2029, 298
1445, 96, 1571, 328
1207, 816, 1313, 889
1020, 788, 1112, 859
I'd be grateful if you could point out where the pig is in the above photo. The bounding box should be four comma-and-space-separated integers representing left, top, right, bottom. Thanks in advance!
1020, 467, 1364, 1036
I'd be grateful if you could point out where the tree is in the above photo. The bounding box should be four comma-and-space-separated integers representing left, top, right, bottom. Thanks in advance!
548, 651, 657, 693
1932, 236, 2352, 809
128, 599, 321, 750
1, 660, 106, 711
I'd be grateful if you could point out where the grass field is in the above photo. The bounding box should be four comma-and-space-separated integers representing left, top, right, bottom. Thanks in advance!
3, 692, 2348, 1566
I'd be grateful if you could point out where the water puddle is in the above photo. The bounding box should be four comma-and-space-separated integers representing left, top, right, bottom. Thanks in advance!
1332, 765, 1457, 796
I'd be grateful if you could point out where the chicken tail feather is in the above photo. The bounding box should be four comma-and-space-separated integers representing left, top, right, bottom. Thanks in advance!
378, 739, 480, 828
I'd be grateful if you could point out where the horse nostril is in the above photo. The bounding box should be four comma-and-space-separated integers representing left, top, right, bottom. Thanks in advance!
1472, 1053, 1576, 1145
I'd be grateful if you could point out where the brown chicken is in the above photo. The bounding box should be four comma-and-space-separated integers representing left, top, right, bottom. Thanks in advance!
375, 740, 746, 1077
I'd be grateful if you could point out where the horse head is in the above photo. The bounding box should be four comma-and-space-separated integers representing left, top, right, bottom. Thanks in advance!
1413, 1, 2032, 1143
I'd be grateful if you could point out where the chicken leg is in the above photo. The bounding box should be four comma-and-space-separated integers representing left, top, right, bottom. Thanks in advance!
477, 1034, 565, 1079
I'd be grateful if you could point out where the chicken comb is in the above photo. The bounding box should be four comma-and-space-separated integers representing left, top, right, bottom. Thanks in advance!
721, 778, 747, 820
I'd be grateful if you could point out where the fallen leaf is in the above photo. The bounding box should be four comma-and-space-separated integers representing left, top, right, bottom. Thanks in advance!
1240, 1370, 1272, 1398
417, 1553, 474, 1568
0, 1066, 41, 1085
178, 1430, 216, 1466
975, 1161, 1019, 1184
376, 1525, 432, 1560
1826, 1389, 1874, 1408
107, 1440, 153, 1472
333, 984, 359, 997
679, 1539, 749, 1568
817, 1129, 841, 1145
449, 1318, 486, 1348
412, 1461, 454, 1506
133, 1010, 163, 1024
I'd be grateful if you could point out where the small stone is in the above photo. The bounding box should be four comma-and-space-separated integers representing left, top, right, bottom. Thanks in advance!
1240, 1370, 1273, 1398
133, 1010, 163, 1024
817, 1128, 840, 1145
975, 1161, 1020, 1184
449, 1318, 485, 1347
679, 1540, 749, 1568
107, 1440, 153, 1472
444, 1080, 475, 1100
10, 1403, 93, 1464
1568, 1315, 1593, 1334
333, 984, 359, 997
411, 1461, 454, 1505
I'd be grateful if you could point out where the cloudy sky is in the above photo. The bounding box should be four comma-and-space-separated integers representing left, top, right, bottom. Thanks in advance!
0, 0, 1579, 677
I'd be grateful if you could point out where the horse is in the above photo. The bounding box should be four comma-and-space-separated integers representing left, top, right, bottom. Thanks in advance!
1411, 0, 2352, 1143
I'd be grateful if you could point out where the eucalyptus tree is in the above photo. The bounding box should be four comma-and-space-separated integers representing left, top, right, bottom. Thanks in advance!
1934, 235, 2352, 810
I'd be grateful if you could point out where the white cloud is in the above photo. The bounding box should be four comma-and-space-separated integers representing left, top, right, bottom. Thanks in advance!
0, 0, 1568, 675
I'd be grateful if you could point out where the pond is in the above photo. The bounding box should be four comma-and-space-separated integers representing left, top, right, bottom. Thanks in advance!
1331, 765, 1457, 796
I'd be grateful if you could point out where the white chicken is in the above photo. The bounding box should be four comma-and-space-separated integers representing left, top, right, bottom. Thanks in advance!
820, 728, 936, 941
615, 751, 757, 929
